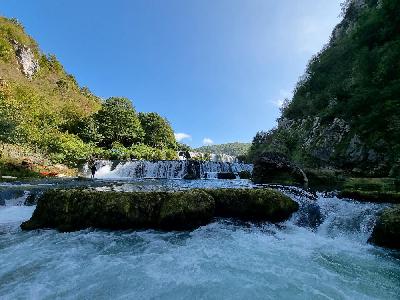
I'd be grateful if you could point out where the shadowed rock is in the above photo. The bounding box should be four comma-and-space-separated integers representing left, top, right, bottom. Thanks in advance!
253, 152, 308, 186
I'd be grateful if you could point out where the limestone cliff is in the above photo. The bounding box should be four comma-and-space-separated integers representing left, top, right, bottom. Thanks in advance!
250, 0, 400, 177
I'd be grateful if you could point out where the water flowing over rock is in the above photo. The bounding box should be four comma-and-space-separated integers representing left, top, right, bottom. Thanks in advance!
84, 160, 253, 180
12, 40, 39, 78
178, 151, 238, 163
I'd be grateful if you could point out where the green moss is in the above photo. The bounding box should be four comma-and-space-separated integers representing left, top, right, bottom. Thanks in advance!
159, 190, 215, 230
204, 188, 298, 222
343, 177, 400, 192
338, 178, 400, 203
339, 190, 400, 204
21, 188, 298, 232
369, 205, 400, 249
304, 168, 346, 190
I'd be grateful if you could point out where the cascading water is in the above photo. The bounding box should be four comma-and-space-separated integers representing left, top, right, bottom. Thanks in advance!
0, 180, 399, 299
84, 160, 254, 179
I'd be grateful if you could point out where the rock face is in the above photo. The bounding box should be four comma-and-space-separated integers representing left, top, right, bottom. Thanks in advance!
12, 40, 39, 78
263, 117, 390, 177
21, 188, 298, 232
369, 206, 400, 249
252, 152, 308, 186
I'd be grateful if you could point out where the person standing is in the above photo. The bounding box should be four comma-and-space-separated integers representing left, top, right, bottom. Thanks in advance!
90, 164, 97, 179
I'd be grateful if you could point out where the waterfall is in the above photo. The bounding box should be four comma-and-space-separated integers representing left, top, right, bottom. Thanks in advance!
84, 160, 253, 179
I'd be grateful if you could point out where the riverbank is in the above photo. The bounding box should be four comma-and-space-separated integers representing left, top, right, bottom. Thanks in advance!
0, 143, 78, 179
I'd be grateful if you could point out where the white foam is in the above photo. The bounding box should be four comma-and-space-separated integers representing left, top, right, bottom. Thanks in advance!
0, 206, 35, 224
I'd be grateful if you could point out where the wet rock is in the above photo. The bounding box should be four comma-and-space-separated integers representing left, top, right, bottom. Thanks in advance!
238, 170, 252, 179
369, 206, 400, 249
253, 152, 308, 186
24, 192, 42, 206
21, 188, 298, 232
183, 160, 201, 179
217, 172, 236, 180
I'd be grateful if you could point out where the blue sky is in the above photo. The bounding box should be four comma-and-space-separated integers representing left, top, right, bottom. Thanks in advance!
1, 0, 342, 147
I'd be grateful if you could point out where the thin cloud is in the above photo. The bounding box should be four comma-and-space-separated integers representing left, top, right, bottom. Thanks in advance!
270, 89, 293, 108
202, 138, 214, 146
174, 132, 192, 142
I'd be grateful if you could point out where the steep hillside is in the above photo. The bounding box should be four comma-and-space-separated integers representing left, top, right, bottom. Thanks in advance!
0, 16, 177, 174
249, 0, 400, 177
196, 142, 251, 157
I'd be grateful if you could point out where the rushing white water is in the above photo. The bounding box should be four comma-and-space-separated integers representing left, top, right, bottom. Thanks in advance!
0, 181, 399, 299
84, 160, 253, 179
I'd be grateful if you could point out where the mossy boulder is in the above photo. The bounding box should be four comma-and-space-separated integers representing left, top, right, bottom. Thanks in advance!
206, 188, 298, 222
158, 190, 215, 230
369, 206, 400, 249
21, 189, 215, 232
21, 188, 298, 232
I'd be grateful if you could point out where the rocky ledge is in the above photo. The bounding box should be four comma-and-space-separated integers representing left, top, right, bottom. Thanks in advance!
369, 206, 400, 249
21, 188, 298, 232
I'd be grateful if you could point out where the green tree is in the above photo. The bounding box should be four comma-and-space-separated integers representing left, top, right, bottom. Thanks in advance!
177, 142, 192, 152
138, 112, 176, 149
64, 116, 103, 145
95, 97, 143, 148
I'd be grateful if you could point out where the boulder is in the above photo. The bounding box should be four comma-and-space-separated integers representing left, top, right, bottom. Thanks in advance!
205, 188, 298, 222
253, 152, 308, 186
238, 170, 252, 179
217, 172, 236, 180
183, 160, 201, 179
21, 189, 214, 232
369, 206, 400, 249
158, 190, 215, 230
21, 188, 298, 232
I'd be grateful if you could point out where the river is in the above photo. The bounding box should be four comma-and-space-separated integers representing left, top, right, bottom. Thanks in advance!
0, 179, 399, 299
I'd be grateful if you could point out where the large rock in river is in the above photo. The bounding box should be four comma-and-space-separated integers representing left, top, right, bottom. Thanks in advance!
369, 206, 400, 249
21, 188, 298, 232
253, 152, 308, 186
206, 188, 298, 222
